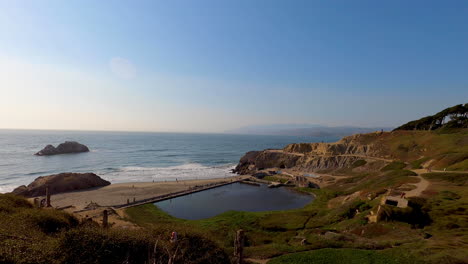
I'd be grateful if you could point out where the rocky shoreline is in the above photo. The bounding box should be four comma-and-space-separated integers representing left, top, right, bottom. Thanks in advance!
233, 132, 392, 176
12, 172, 110, 197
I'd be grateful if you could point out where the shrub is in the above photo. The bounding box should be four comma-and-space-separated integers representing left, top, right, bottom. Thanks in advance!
381, 161, 406, 172
387, 170, 417, 177
18, 210, 79, 234
352, 160, 367, 168
0, 194, 33, 213
264, 176, 288, 183
339, 200, 371, 220
379, 198, 431, 228
410, 157, 430, 169
439, 191, 461, 200
56, 227, 230, 264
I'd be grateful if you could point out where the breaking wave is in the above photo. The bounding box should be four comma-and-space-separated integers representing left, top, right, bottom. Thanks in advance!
100, 163, 236, 183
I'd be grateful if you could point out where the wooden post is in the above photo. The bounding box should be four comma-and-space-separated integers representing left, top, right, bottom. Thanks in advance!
102, 210, 108, 228
234, 229, 244, 264
33, 198, 39, 208
46, 186, 51, 207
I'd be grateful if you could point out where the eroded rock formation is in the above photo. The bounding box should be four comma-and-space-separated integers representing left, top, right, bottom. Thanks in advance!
35, 141, 89, 156
234, 132, 388, 175
12, 172, 110, 197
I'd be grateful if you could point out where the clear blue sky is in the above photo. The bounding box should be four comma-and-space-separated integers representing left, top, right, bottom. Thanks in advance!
0, 0, 467, 132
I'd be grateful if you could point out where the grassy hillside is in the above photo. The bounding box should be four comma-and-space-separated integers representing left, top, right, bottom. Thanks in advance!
125, 162, 468, 264
0, 194, 230, 264
344, 129, 468, 171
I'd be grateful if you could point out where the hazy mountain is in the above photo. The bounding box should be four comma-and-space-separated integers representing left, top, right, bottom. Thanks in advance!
226, 124, 393, 137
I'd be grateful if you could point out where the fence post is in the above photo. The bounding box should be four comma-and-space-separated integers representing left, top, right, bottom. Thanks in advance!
234, 229, 244, 264
46, 186, 51, 207
102, 210, 108, 228
33, 198, 39, 208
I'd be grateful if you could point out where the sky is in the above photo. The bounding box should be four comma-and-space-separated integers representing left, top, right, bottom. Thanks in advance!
0, 0, 467, 133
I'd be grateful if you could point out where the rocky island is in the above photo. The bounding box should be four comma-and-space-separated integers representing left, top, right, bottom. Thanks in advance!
12, 172, 110, 197
35, 141, 90, 156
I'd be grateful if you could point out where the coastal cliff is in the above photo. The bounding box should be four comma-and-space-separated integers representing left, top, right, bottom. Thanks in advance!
234, 132, 383, 175
234, 129, 468, 175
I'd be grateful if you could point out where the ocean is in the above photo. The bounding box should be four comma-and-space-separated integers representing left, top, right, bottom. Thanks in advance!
0, 129, 338, 193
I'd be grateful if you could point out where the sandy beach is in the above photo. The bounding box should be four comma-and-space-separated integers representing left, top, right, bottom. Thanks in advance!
49, 176, 246, 212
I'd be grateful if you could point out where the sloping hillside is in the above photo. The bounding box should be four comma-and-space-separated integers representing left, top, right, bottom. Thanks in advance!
234, 129, 468, 175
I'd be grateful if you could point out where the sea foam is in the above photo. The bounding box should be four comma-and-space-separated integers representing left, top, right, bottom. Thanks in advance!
99, 163, 236, 183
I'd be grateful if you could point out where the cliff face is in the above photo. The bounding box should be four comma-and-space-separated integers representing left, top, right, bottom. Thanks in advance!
234, 129, 468, 175
233, 132, 389, 175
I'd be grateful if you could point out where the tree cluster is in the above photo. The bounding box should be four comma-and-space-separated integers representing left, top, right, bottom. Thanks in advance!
394, 103, 468, 131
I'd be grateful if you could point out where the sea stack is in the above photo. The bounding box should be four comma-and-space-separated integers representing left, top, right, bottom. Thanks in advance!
35, 141, 89, 156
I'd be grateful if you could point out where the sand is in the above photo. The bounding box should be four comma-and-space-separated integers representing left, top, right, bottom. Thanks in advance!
49, 176, 246, 211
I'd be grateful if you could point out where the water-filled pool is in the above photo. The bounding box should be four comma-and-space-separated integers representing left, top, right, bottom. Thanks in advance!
154, 182, 314, 220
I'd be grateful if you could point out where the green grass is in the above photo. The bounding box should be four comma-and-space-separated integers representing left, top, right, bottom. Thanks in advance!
381, 161, 407, 171
0, 194, 230, 264
267, 248, 398, 264
422, 172, 468, 185
122, 175, 468, 262
447, 157, 468, 171
332, 170, 418, 195
431, 152, 468, 170
410, 157, 430, 169
264, 175, 288, 183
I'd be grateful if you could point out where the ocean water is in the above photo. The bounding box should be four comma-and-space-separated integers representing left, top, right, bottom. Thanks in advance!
0, 129, 338, 193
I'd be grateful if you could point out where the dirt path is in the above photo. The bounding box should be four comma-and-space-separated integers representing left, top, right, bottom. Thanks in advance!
406, 169, 467, 197
405, 174, 430, 197
245, 258, 270, 264
266, 149, 394, 162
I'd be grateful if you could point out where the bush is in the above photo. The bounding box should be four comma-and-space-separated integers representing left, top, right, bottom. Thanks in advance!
352, 160, 367, 168
381, 161, 406, 172
264, 176, 288, 183
0, 194, 33, 213
56, 227, 230, 264
379, 198, 431, 228
18, 210, 79, 234
56, 227, 160, 264
439, 191, 461, 200
387, 170, 417, 177
339, 201, 371, 220
410, 157, 430, 169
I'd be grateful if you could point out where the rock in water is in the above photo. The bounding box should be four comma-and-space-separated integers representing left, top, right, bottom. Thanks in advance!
35, 141, 89, 156
12, 172, 110, 197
